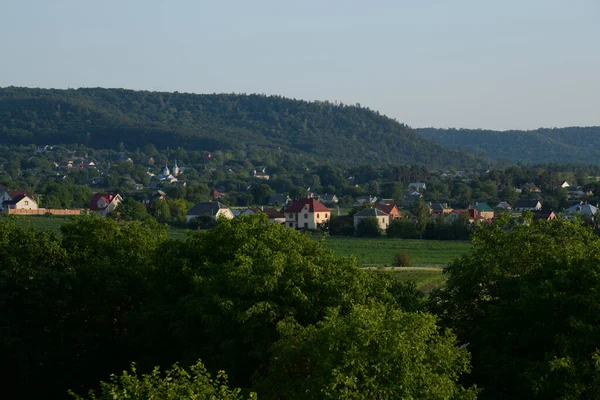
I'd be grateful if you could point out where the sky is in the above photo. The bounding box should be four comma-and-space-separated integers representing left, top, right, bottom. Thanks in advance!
1, 0, 599, 130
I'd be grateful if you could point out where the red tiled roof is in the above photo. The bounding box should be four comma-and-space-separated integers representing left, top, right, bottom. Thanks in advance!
376, 204, 401, 215
285, 198, 331, 213
89, 193, 117, 211
210, 189, 223, 198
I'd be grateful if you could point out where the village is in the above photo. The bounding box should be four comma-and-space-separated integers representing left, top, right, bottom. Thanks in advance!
2, 144, 598, 236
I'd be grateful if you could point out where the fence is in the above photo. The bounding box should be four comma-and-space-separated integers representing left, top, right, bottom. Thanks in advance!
7, 208, 86, 216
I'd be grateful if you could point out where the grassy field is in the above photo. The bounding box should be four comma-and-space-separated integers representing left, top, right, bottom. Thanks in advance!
324, 237, 470, 266
384, 268, 448, 293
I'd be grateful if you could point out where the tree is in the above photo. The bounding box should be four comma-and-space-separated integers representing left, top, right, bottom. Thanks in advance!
148, 198, 171, 224
143, 214, 424, 388
386, 218, 420, 239
412, 197, 430, 238
430, 216, 600, 399
257, 304, 478, 400
109, 198, 150, 221
70, 359, 255, 400
355, 216, 381, 237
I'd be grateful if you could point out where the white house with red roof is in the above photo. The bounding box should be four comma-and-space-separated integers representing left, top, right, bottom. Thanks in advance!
88, 193, 123, 217
284, 197, 331, 230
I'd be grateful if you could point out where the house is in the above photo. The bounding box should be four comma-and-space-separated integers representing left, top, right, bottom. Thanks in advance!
560, 181, 570, 188
210, 189, 224, 199
268, 193, 291, 206
495, 201, 512, 211
446, 209, 476, 223
238, 207, 286, 224
318, 194, 339, 206
375, 204, 402, 220
565, 202, 598, 218
186, 201, 234, 222
521, 183, 541, 193
284, 197, 331, 230
531, 210, 557, 221
403, 190, 423, 205
474, 202, 494, 220
513, 199, 542, 212
353, 208, 390, 231
408, 182, 427, 191
2, 193, 38, 211
253, 167, 270, 180
261, 207, 286, 224
354, 195, 378, 206
142, 190, 167, 205
429, 203, 453, 216
89, 193, 123, 217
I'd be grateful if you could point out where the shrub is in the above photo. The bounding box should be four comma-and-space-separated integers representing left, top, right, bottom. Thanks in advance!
394, 250, 411, 267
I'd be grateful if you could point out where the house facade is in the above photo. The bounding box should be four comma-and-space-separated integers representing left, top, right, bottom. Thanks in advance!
284, 198, 331, 230
186, 201, 234, 222
514, 199, 542, 211
2, 194, 38, 211
353, 208, 390, 231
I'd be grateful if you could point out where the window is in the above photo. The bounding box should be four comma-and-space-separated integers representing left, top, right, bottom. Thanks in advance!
24, 201, 29, 205
325, 213, 328, 218
304, 223, 308, 229
304, 213, 308, 219
289, 222, 294, 228
317, 213, 320, 218
288, 213, 293, 218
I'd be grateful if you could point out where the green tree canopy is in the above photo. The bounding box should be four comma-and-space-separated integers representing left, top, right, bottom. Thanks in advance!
257, 304, 478, 400
431, 216, 600, 399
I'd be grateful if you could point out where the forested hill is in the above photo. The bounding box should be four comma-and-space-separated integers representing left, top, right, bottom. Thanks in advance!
0, 87, 487, 167
416, 127, 600, 165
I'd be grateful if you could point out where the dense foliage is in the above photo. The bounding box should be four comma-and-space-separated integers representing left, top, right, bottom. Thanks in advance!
431, 216, 600, 399
0, 87, 487, 167
71, 360, 255, 400
417, 127, 600, 165
0, 214, 474, 399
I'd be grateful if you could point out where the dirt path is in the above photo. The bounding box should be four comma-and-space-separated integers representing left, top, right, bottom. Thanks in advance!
361, 265, 444, 271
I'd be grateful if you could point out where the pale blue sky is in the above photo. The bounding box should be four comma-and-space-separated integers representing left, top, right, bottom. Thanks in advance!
1, 0, 598, 130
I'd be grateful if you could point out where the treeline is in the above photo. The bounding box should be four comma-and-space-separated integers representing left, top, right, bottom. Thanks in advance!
3, 214, 600, 398
417, 126, 600, 165
0, 87, 488, 167
0, 215, 473, 399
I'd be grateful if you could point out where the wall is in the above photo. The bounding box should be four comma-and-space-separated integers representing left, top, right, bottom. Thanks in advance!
8, 208, 85, 216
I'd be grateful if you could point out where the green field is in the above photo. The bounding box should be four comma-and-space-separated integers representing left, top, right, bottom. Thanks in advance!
324, 237, 471, 266
384, 268, 448, 293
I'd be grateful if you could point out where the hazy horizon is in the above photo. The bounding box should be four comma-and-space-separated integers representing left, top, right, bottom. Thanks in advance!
2, 0, 599, 131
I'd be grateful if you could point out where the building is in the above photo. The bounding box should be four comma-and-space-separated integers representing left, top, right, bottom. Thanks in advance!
186, 201, 234, 222
408, 182, 427, 191
474, 202, 494, 220
375, 204, 402, 220
89, 193, 123, 217
565, 202, 598, 218
513, 199, 542, 212
353, 208, 390, 231
284, 197, 331, 230
2, 192, 38, 211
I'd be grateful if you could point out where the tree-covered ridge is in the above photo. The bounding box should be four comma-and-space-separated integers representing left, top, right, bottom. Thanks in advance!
416, 126, 600, 165
0, 87, 487, 167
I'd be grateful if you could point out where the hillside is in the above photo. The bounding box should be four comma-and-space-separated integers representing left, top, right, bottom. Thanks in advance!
0, 87, 487, 167
416, 127, 600, 165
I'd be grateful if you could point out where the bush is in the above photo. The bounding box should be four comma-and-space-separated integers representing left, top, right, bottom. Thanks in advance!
356, 216, 382, 237
394, 250, 411, 267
